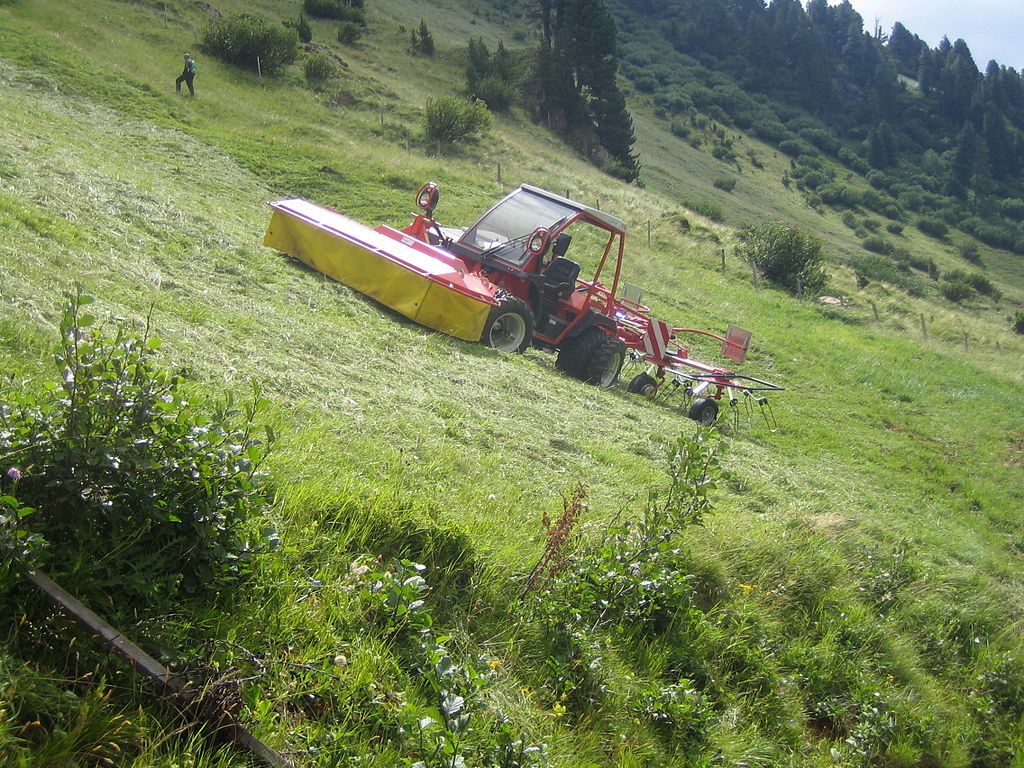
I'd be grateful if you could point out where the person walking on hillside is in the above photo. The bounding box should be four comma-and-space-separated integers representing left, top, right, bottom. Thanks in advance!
176, 53, 197, 96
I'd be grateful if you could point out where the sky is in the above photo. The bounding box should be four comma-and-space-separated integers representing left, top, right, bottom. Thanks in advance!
837, 0, 1024, 72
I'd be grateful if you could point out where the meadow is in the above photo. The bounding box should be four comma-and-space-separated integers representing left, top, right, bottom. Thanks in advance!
0, 0, 1022, 766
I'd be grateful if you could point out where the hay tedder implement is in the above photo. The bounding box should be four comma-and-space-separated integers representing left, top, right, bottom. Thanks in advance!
264, 182, 782, 425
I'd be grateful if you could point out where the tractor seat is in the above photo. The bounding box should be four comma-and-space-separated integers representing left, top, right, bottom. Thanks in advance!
543, 257, 581, 297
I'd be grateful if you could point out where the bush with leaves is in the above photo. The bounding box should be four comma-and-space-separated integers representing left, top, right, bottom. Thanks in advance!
423, 96, 490, 143
304, 0, 365, 24
682, 198, 724, 223
861, 235, 892, 255
916, 217, 948, 239
1013, 311, 1024, 334
337, 21, 361, 44
202, 13, 298, 74
0, 292, 275, 608
740, 219, 827, 293
941, 280, 973, 303
284, 12, 313, 43
304, 52, 336, 83
527, 432, 726, 718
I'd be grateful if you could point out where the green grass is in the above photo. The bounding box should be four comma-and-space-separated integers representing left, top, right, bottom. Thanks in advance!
1, 0, 1023, 766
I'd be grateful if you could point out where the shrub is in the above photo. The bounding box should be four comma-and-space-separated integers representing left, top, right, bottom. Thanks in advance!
842, 211, 858, 229
838, 147, 870, 174
861, 235, 892, 255
304, 52, 336, 82
740, 219, 827, 293
337, 21, 361, 44
778, 139, 810, 157
283, 14, 312, 43
916, 217, 948, 239
423, 96, 490, 143
1014, 311, 1024, 334
866, 170, 889, 190
999, 199, 1024, 221
670, 120, 690, 138
964, 272, 1000, 299
751, 119, 791, 143
818, 182, 860, 207
851, 255, 927, 296
886, 222, 904, 236
973, 222, 1016, 251
0, 292, 275, 609
799, 127, 840, 154
713, 177, 736, 193
890, 246, 912, 267
959, 242, 981, 263
682, 198, 724, 223
202, 13, 299, 74
303, 0, 365, 24
941, 280, 973, 303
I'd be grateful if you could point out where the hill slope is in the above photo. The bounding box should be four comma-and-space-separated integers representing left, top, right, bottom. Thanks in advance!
1, 1, 1023, 766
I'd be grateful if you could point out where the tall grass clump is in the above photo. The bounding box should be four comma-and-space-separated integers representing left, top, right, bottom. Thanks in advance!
0, 292, 275, 611
201, 14, 299, 74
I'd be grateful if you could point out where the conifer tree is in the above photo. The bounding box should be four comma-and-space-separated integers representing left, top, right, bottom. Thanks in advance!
530, 0, 639, 180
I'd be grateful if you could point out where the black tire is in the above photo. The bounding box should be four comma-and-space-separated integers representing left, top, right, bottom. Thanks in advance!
628, 372, 658, 395
482, 294, 535, 353
556, 327, 625, 387
688, 397, 719, 426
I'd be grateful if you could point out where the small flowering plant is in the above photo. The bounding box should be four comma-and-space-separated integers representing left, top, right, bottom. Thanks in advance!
0, 469, 42, 562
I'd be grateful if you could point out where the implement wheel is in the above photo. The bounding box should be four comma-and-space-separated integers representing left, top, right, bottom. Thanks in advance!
628, 372, 658, 395
688, 397, 719, 426
482, 295, 535, 353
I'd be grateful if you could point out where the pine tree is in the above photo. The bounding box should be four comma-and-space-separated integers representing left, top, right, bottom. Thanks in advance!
530, 0, 639, 179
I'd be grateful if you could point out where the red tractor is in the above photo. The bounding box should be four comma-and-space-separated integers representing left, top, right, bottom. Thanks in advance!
402, 181, 629, 387
264, 182, 782, 424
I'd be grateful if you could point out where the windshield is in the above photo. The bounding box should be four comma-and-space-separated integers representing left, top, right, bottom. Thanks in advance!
459, 189, 577, 266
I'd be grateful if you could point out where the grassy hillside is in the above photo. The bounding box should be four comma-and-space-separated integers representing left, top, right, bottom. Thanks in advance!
1, 1, 1023, 767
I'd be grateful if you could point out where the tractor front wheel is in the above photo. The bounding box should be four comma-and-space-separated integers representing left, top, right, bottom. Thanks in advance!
482, 295, 535, 353
556, 327, 625, 388
688, 397, 719, 426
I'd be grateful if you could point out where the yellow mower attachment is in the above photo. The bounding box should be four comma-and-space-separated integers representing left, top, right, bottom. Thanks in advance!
264, 199, 494, 341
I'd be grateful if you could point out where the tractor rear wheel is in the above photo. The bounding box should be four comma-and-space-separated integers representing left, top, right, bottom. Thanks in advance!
688, 397, 719, 425
482, 295, 535, 353
628, 372, 658, 395
556, 327, 625, 388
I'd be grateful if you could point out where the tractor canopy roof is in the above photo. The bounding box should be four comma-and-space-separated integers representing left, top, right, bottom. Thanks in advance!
457, 185, 626, 267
